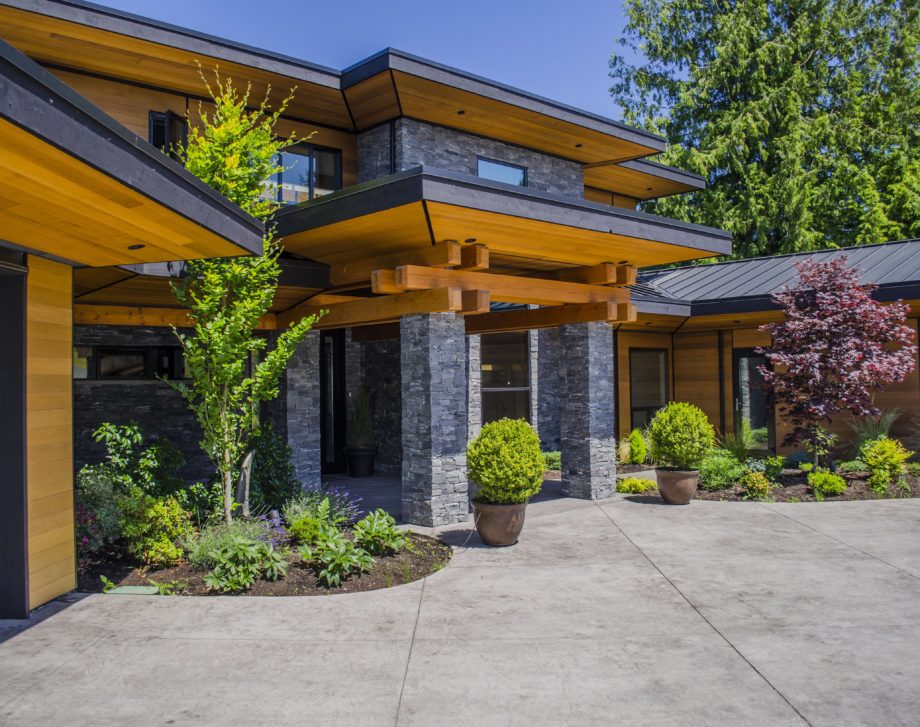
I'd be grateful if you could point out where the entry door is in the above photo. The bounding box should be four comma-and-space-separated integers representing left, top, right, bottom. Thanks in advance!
319, 330, 346, 474
732, 348, 774, 453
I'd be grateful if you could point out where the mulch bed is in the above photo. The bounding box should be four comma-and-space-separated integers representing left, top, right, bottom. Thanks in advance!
77, 533, 451, 597
694, 470, 920, 502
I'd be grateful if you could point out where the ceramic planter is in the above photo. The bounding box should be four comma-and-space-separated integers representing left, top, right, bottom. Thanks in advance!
656, 468, 699, 505
472, 501, 527, 546
344, 446, 377, 478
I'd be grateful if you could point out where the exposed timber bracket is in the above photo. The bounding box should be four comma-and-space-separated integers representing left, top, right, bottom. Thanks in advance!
329, 241, 490, 286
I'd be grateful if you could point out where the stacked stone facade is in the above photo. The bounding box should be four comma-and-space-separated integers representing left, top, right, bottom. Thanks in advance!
285, 331, 322, 490
400, 313, 469, 526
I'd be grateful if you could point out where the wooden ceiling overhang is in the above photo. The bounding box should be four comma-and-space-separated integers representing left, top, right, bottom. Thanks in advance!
0, 37, 263, 267
585, 158, 706, 201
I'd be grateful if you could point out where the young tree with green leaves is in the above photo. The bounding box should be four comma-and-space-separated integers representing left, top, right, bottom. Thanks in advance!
610, 0, 919, 258
171, 73, 319, 524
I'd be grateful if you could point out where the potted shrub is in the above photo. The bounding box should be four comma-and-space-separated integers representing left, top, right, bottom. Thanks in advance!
467, 419, 544, 546
648, 402, 714, 504
344, 387, 376, 477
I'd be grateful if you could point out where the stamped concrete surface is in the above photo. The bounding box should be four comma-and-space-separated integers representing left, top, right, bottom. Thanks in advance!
2, 496, 918, 726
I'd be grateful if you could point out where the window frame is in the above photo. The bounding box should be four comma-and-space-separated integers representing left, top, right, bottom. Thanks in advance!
74, 344, 188, 381
628, 347, 670, 430
148, 110, 187, 161
476, 156, 528, 187
274, 142, 343, 204
480, 331, 532, 423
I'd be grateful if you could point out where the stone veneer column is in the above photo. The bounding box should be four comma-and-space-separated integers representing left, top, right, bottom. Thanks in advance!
401, 313, 469, 526
559, 322, 616, 499
286, 329, 321, 491
466, 334, 482, 441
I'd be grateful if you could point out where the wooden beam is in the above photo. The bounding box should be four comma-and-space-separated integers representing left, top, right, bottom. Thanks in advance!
329, 241, 462, 286
459, 244, 489, 270
372, 265, 629, 306
542, 263, 637, 286
465, 302, 636, 334
75, 304, 277, 329
461, 289, 490, 314
277, 287, 489, 329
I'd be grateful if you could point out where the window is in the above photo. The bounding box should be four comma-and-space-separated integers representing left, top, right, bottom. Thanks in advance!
148, 111, 187, 160
270, 144, 342, 205
73, 345, 187, 380
629, 348, 669, 429
477, 157, 527, 187
481, 332, 531, 423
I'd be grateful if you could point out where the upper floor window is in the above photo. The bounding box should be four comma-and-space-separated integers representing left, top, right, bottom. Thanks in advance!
74, 345, 186, 381
148, 110, 187, 161
477, 157, 527, 187
271, 144, 343, 205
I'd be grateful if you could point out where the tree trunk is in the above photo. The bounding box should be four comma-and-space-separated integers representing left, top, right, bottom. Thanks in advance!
222, 451, 234, 525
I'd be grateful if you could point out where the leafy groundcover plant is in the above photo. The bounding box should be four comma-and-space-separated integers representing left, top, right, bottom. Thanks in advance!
699, 450, 746, 491
616, 477, 656, 494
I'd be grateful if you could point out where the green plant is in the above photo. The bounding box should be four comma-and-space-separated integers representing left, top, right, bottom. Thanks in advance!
763, 455, 785, 482
803, 426, 838, 469
299, 529, 373, 588
799, 462, 814, 473
648, 403, 715, 470
249, 423, 301, 510
698, 450, 746, 491
616, 477, 656, 494
719, 420, 756, 463
282, 489, 360, 529
741, 471, 775, 501
99, 575, 116, 593
542, 451, 561, 471
204, 536, 288, 593
352, 509, 407, 555
627, 429, 647, 465
119, 494, 192, 567
347, 387, 375, 448
860, 436, 913, 495
91, 422, 185, 497
807, 470, 847, 497
846, 409, 901, 458
906, 462, 920, 478
183, 518, 279, 568
467, 419, 544, 504
836, 459, 867, 474
400, 562, 412, 583
287, 515, 332, 546
75, 466, 122, 552
170, 73, 318, 524
146, 579, 188, 596
617, 438, 632, 464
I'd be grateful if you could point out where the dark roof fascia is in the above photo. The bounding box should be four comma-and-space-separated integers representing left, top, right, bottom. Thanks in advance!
2, 0, 341, 87
341, 48, 667, 151
0, 37, 264, 256
616, 158, 706, 190
632, 297, 692, 317
276, 166, 732, 257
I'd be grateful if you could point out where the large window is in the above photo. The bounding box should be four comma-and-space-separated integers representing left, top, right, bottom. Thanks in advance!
148, 110, 187, 161
481, 332, 530, 423
477, 157, 527, 187
629, 348, 669, 429
74, 345, 186, 380
270, 144, 342, 205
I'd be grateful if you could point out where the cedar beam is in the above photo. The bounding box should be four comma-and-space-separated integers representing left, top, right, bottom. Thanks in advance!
329, 241, 463, 286
459, 244, 489, 270
541, 263, 637, 286
465, 302, 636, 334
75, 304, 277, 330
278, 287, 489, 329
372, 265, 629, 306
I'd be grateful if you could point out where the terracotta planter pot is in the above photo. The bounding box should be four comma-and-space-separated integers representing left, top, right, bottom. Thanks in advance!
656, 469, 699, 505
472, 501, 527, 546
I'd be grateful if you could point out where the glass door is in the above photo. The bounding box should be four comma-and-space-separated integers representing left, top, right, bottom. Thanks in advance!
320, 330, 346, 474
732, 348, 774, 453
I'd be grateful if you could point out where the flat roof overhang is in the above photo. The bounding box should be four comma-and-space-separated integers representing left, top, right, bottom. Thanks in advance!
341, 49, 665, 164
0, 37, 263, 267
585, 158, 706, 201
0, 0, 351, 128
276, 167, 732, 271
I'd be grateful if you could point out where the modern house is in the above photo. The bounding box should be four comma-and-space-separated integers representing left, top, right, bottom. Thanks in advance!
1, 0, 918, 618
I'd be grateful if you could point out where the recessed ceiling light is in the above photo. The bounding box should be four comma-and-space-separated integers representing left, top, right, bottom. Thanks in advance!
575, 143, 583, 148
128, 244, 145, 250
647, 187, 653, 191
464, 238, 477, 243
732, 320, 741, 324
617, 260, 628, 265
457, 110, 465, 115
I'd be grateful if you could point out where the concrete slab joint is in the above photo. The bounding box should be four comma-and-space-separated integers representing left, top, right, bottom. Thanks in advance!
559, 321, 617, 499
401, 312, 470, 526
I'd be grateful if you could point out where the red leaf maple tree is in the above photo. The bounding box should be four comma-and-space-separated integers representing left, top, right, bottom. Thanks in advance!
758, 256, 917, 447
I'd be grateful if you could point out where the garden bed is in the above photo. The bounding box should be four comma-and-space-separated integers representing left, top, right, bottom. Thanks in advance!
77, 532, 451, 597
694, 470, 920, 502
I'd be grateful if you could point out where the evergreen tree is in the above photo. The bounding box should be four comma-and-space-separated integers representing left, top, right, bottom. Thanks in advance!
610, 0, 920, 257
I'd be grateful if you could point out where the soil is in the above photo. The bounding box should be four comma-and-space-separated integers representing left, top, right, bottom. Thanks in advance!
77, 533, 451, 597
693, 469, 920, 502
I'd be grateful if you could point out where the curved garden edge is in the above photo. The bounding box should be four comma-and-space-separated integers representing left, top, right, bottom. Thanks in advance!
77, 532, 452, 597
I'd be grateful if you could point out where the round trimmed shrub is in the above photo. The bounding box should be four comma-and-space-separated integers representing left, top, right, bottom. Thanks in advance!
807, 470, 847, 496
647, 402, 715, 471
467, 419, 544, 504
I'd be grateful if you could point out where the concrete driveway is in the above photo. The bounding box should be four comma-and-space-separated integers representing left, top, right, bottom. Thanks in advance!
2, 495, 918, 726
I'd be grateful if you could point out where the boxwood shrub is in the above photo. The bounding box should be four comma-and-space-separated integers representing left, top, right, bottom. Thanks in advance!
467, 419, 544, 504
648, 402, 715, 470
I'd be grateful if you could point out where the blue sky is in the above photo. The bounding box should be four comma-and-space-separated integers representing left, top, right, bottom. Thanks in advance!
97, 0, 637, 120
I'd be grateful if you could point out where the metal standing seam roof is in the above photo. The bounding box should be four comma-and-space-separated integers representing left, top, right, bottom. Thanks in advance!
636, 239, 920, 306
